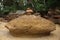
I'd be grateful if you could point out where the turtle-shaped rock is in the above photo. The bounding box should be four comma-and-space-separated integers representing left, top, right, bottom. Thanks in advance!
5, 15, 56, 35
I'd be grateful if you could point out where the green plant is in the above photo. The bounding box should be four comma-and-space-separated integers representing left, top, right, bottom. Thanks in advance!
31, 0, 48, 12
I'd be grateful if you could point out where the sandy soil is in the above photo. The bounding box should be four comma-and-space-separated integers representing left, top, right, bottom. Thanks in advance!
0, 22, 60, 40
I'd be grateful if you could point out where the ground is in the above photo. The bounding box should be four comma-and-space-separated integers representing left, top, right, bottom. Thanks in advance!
0, 22, 60, 40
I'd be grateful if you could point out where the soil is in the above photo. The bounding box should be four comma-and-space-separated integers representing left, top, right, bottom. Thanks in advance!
0, 22, 60, 40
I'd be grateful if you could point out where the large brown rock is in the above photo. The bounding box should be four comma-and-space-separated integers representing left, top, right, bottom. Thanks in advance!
5, 15, 56, 35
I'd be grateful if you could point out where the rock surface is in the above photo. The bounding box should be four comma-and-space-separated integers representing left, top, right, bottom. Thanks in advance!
0, 22, 60, 40
5, 15, 56, 35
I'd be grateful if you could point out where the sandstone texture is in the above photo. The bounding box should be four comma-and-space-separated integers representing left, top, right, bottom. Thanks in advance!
5, 15, 56, 35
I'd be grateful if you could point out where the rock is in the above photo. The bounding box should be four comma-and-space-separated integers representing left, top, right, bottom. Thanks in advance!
5, 15, 56, 35
4, 14, 21, 22
0, 18, 7, 22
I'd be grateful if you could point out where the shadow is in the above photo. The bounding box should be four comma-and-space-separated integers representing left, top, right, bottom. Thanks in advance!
9, 32, 55, 38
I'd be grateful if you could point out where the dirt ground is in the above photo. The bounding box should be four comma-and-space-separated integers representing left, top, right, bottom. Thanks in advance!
0, 22, 60, 40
